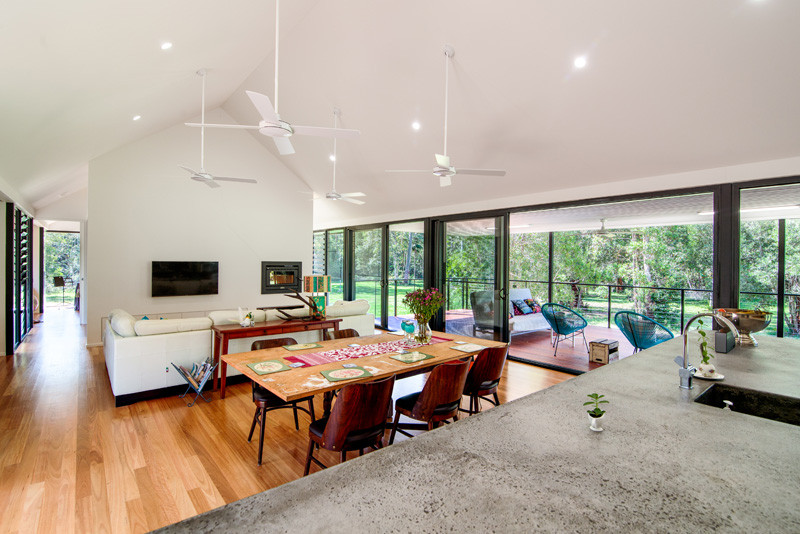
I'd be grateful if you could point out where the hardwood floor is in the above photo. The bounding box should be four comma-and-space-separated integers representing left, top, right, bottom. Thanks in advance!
0, 310, 573, 533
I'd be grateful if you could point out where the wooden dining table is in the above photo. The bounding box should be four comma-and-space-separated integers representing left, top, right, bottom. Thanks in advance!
221, 331, 507, 417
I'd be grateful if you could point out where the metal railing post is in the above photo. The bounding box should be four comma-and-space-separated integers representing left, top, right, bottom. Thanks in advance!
607, 284, 612, 328
394, 280, 398, 317
680, 289, 685, 332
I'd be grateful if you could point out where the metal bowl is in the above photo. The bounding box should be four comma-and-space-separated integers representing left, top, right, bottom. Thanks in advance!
716, 308, 772, 346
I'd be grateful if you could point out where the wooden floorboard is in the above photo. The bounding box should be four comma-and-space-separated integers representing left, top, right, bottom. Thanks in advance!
0, 309, 574, 533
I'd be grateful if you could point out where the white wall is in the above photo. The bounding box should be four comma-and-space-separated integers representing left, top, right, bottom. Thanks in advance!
86, 110, 313, 345
0, 201, 5, 356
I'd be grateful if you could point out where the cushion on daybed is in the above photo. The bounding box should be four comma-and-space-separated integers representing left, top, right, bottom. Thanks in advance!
109, 309, 137, 337
512, 299, 533, 315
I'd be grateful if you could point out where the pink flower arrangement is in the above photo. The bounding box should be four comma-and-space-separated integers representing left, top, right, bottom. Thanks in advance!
403, 287, 446, 323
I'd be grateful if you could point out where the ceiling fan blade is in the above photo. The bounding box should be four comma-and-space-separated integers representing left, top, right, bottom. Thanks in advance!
385, 169, 431, 173
340, 196, 365, 205
339, 192, 366, 197
245, 91, 279, 122
439, 175, 452, 187
455, 169, 507, 176
185, 122, 259, 130
178, 165, 197, 175
274, 136, 295, 155
191, 175, 221, 188
435, 154, 451, 168
292, 125, 361, 139
213, 177, 258, 184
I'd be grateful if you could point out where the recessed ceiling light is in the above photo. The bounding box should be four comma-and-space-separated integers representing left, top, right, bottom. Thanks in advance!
574, 56, 587, 69
412, 121, 421, 131
161, 42, 173, 50
132, 115, 141, 121
329, 154, 336, 162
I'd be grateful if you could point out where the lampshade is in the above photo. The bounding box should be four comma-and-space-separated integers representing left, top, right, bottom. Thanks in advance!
54, 276, 65, 287
303, 275, 330, 293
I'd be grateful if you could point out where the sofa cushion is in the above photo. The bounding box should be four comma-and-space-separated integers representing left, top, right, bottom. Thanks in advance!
326, 299, 370, 318
178, 317, 213, 332
133, 317, 213, 336
135, 319, 179, 336
208, 309, 267, 325
109, 309, 137, 337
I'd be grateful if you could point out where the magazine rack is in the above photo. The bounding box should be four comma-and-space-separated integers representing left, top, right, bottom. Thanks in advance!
172, 362, 218, 407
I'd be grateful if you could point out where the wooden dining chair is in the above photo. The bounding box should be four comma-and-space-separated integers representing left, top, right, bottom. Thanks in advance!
248, 337, 316, 466
322, 328, 360, 341
303, 375, 395, 476
460, 345, 509, 415
388, 360, 470, 444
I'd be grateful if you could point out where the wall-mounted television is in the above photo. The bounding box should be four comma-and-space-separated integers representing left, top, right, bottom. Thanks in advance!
151, 261, 218, 297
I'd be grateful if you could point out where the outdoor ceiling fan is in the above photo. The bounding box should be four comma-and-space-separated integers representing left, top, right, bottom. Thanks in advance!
180, 70, 258, 188
185, 0, 360, 156
386, 45, 506, 187
322, 108, 365, 205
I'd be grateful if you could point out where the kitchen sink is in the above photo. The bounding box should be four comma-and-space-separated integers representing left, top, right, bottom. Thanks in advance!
694, 384, 800, 427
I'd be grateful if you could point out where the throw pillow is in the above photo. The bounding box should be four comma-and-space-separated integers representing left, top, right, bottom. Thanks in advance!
511, 299, 533, 315
524, 298, 541, 313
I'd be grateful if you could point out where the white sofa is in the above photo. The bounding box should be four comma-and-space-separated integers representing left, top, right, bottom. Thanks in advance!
103, 300, 375, 405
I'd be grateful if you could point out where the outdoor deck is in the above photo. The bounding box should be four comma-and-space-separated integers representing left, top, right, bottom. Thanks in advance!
387, 310, 639, 374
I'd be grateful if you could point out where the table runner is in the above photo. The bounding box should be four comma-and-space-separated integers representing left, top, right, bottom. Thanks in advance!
284, 336, 451, 367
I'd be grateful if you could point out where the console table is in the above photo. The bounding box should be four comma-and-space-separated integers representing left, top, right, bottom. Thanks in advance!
212, 317, 342, 398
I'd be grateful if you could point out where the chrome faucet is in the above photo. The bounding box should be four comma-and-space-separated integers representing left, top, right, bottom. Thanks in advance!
677, 312, 740, 390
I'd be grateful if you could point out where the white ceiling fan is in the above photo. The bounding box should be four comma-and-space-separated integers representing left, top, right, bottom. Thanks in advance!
386, 45, 506, 187
323, 108, 365, 205
180, 69, 258, 188
185, 0, 360, 156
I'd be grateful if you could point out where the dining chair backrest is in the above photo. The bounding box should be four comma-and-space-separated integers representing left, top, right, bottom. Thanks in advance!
411, 360, 470, 421
323, 328, 360, 341
614, 310, 673, 350
464, 345, 509, 394
322, 375, 396, 451
251, 337, 298, 351
541, 303, 588, 336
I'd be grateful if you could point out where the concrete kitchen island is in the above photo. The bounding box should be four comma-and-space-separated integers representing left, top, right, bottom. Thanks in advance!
158, 335, 800, 533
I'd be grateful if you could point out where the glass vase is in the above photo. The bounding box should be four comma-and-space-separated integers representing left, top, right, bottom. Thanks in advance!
415, 317, 432, 344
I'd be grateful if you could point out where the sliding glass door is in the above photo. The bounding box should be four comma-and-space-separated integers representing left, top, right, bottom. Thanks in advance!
353, 228, 383, 325
442, 216, 506, 340
386, 222, 425, 329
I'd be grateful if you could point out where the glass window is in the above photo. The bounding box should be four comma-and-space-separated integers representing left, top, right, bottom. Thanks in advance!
327, 230, 344, 303
312, 231, 326, 275
387, 221, 425, 320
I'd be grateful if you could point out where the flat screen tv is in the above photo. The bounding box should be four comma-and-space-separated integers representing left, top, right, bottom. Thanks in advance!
151, 261, 218, 297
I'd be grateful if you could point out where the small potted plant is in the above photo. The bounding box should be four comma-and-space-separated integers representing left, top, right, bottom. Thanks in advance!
584, 393, 609, 432
695, 318, 718, 378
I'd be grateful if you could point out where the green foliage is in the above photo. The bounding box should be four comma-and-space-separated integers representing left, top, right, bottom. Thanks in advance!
583, 393, 609, 418
45, 232, 80, 297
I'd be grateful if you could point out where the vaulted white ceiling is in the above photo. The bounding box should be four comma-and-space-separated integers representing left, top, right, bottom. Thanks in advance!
3, 1, 800, 228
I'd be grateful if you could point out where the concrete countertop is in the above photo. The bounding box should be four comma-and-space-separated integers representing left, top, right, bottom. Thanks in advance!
158, 334, 800, 533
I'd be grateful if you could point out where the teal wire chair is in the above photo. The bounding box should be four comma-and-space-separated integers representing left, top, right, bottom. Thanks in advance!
614, 310, 674, 353
541, 303, 589, 357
